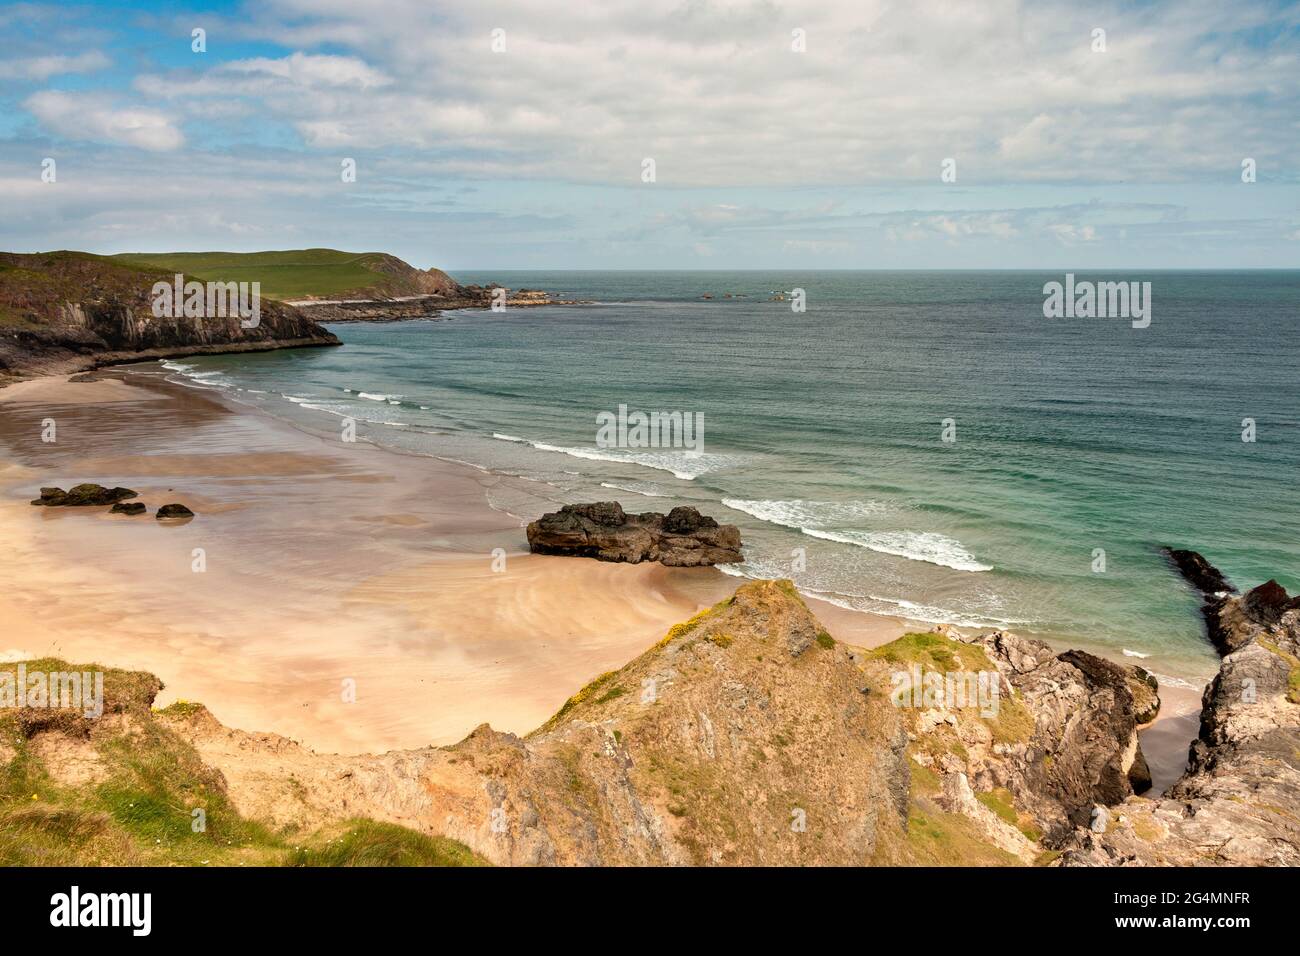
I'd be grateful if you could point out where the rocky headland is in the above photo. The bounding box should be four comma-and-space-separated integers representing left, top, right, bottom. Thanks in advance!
526, 502, 743, 567
0, 252, 338, 383
0, 249, 582, 380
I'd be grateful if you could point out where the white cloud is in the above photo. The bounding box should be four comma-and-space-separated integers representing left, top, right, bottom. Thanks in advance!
221, 52, 392, 89
132, 0, 1290, 187
5, 0, 1300, 267
0, 51, 110, 80
24, 91, 184, 151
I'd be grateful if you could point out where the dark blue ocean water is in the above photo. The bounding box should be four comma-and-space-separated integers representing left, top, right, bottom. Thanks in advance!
161, 270, 1300, 683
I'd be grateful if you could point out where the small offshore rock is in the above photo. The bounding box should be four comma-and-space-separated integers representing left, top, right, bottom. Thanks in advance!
31, 484, 138, 507
109, 501, 147, 516
155, 503, 195, 520
526, 502, 741, 567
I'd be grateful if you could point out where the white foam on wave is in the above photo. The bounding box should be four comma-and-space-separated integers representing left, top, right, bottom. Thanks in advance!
722, 498, 888, 528
1150, 671, 1203, 691
600, 481, 673, 498
159, 359, 232, 389
717, 561, 1021, 629
357, 392, 402, 402
802, 528, 992, 572
806, 587, 1026, 630
1122, 648, 1151, 659
491, 432, 728, 480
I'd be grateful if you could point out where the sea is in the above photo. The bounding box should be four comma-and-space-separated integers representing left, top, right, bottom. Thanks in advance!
151, 270, 1300, 685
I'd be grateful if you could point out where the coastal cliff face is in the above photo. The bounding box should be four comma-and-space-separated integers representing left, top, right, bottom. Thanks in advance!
8, 574, 1294, 866
0, 252, 338, 382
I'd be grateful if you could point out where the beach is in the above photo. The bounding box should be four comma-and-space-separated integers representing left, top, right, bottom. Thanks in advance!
0, 368, 909, 754
0, 366, 1200, 789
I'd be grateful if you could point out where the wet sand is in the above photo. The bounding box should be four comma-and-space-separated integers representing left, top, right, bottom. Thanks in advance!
1140, 683, 1203, 795
0, 367, 1199, 781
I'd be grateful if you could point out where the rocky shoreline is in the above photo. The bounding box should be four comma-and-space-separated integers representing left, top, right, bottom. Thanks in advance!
1056, 550, 1300, 865
289, 287, 585, 323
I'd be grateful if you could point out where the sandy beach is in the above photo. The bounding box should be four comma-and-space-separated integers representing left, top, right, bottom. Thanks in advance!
0, 367, 1199, 786
0, 368, 910, 753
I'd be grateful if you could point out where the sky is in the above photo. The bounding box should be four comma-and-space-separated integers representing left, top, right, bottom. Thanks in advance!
0, 0, 1298, 270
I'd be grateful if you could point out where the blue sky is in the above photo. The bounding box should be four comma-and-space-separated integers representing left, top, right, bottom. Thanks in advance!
1, 0, 1298, 269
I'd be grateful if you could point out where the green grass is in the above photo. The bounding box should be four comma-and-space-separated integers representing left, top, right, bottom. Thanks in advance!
540, 670, 621, 732
900, 806, 1023, 867
110, 250, 411, 300
0, 658, 487, 867
867, 632, 963, 671
287, 819, 488, 867
1259, 640, 1300, 704
867, 632, 1035, 746
975, 787, 1042, 842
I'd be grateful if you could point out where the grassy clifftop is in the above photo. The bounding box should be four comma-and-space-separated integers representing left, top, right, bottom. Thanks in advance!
0, 658, 485, 867
0, 251, 166, 328
0, 251, 340, 381
112, 249, 463, 301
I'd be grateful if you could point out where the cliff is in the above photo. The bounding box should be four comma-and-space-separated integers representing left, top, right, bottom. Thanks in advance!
7, 575, 1293, 866
0, 251, 339, 383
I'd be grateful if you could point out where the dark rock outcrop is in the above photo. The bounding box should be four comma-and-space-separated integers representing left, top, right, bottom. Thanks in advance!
526, 502, 742, 567
1163, 547, 1235, 596
109, 501, 146, 515
1057, 556, 1300, 866
155, 503, 195, 519
1162, 546, 1299, 655
31, 484, 137, 506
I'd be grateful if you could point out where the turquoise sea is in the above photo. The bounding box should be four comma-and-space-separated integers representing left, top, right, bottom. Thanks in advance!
156, 271, 1300, 685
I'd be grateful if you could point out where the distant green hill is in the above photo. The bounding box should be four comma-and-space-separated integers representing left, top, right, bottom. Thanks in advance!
111, 249, 462, 301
